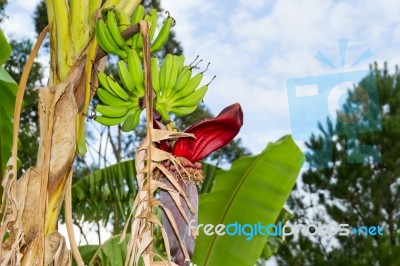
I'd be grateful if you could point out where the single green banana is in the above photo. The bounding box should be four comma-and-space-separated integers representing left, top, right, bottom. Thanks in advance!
147, 9, 158, 41
171, 66, 191, 95
106, 76, 130, 100
169, 72, 203, 103
130, 5, 145, 25
107, 10, 128, 51
127, 49, 144, 93
121, 110, 141, 132
176, 55, 186, 73
165, 55, 180, 98
129, 5, 145, 48
151, 16, 173, 52
98, 72, 118, 97
97, 88, 132, 106
171, 85, 208, 108
151, 57, 161, 96
159, 54, 172, 98
117, 60, 136, 94
95, 114, 128, 126
96, 18, 127, 58
170, 105, 198, 117
96, 104, 129, 117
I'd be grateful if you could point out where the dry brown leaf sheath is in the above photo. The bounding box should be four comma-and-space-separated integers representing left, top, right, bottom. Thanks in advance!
121, 21, 196, 266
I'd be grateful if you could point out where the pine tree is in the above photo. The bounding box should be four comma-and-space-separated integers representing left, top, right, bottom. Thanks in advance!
277, 63, 400, 265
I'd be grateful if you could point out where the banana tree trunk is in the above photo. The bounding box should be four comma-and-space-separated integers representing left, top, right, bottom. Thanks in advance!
0, 0, 141, 264
1, 42, 105, 266
0, 0, 107, 264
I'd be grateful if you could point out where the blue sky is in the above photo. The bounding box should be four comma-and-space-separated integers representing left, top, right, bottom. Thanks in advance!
2, 0, 400, 154
1, 0, 398, 259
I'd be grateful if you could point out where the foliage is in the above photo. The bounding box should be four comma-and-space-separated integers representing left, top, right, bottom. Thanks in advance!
0, 29, 17, 177
71, 234, 130, 266
277, 63, 400, 265
0, 0, 7, 22
72, 160, 137, 233
3, 39, 44, 172
73, 136, 303, 265
33, 0, 47, 36
71, 160, 222, 234
193, 135, 304, 266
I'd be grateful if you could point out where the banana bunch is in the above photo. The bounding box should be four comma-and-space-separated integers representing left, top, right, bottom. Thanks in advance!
95, 49, 145, 132
129, 5, 174, 53
153, 55, 208, 119
96, 9, 129, 58
96, 6, 174, 58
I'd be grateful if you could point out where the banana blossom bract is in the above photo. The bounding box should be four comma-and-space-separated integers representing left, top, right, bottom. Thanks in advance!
158, 103, 244, 161
156, 103, 243, 265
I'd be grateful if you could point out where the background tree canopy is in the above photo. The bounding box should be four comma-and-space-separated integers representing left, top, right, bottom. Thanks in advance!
276, 63, 400, 265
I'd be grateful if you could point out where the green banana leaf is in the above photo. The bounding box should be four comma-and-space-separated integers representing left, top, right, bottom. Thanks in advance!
87, 234, 129, 266
71, 160, 137, 228
192, 135, 304, 266
72, 245, 99, 266
200, 162, 218, 194
260, 208, 294, 260
0, 29, 17, 178
76, 233, 166, 266
0, 29, 11, 65
71, 160, 219, 227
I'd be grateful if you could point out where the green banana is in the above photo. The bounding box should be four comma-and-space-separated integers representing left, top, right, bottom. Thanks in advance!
96, 18, 127, 58
107, 10, 128, 51
129, 5, 144, 48
95, 114, 128, 126
106, 76, 130, 100
147, 9, 158, 41
151, 16, 173, 52
170, 105, 198, 117
117, 60, 136, 94
176, 55, 186, 73
172, 66, 191, 93
121, 110, 141, 132
151, 57, 160, 96
98, 72, 118, 97
159, 54, 172, 98
97, 88, 132, 107
165, 55, 180, 98
96, 104, 129, 117
171, 85, 208, 108
169, 72, 203, 103
130, 5, 145, 25
127, 49, 144, 93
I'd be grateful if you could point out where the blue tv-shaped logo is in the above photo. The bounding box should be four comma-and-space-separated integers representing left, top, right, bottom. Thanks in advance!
286, 40, 382, 167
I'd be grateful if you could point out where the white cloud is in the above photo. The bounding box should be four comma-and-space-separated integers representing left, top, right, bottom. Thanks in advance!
3, 0, 400, 154
1, 0, 41, 39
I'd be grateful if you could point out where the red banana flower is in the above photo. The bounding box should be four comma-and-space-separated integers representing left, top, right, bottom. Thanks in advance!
156, 103, 244, 162
157, 103, 243, 266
